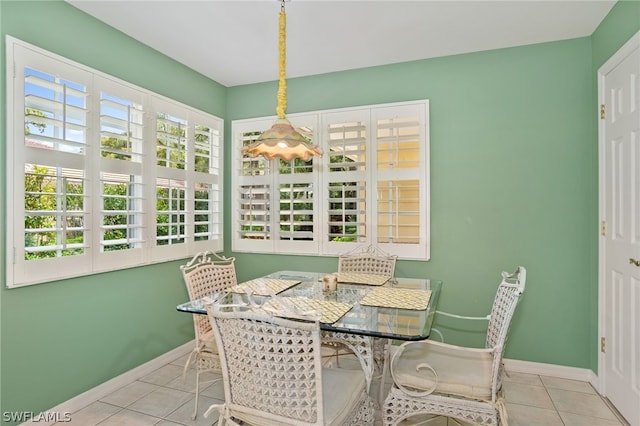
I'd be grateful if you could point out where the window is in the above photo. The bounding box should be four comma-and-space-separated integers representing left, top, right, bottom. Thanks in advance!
231, 100, 430, 260
6, 37, 223, 288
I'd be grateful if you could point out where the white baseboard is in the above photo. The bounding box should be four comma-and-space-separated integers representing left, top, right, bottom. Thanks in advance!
21, 341, 194, 426
504, 358, 599, 388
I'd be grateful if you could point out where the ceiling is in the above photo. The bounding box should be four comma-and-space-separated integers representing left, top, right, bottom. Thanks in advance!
66, 0, 616, 87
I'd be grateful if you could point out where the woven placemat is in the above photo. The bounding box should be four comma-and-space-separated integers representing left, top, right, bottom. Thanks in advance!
229, 278, 301, 296
263, 298, 353, 324
336, 272, 391, 286
359, 287, 432, 310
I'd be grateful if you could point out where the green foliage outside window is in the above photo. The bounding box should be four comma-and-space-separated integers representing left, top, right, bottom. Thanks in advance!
24, 165, 84, 260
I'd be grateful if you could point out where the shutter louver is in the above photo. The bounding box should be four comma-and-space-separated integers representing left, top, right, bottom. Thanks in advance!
328, 181, 367, 242
155, 178, 187, 245
328, 121, 366, 172
24, 69, 88, 155
279, 182, 314, 241
100, 92, 144, 162
239, 185, 271, 240
100, 172, 145, 251
24, 164, 87, 257
156, 114, 187, 170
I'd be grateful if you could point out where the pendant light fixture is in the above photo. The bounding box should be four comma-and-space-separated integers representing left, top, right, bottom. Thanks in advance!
243, 0, 322, 162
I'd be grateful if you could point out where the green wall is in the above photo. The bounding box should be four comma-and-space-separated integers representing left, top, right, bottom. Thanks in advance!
592, 0, 640, 69
228, 38, 597, 362
0, 0, 226, 420
1, 0, 638, 421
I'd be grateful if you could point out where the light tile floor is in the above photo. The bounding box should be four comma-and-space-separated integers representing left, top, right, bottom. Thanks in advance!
53, 350, 630, 426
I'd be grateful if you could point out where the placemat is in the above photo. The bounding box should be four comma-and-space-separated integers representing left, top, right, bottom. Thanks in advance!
336, 272, 391, 286
263, 298, 353, 324
359, 287, 432, 310
229, 278, 301, 296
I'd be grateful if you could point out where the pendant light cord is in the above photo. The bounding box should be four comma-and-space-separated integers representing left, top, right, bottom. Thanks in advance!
276, 1, 287, 119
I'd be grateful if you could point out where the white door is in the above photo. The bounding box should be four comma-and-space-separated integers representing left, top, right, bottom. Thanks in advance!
599, 31, 640, 426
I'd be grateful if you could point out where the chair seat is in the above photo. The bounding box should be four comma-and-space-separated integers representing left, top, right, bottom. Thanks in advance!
234, 367, 367, 426
391, 341, 495, 401
200, 330, 218, 354
322, 367, 367, 424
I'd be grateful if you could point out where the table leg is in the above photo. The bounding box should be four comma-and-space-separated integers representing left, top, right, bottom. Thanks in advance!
377, 338, 391, 408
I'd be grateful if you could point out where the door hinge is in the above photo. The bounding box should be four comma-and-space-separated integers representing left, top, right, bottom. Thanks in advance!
601, 336, 606, 353
601, 220, 607, 236
600, 104, 606, 120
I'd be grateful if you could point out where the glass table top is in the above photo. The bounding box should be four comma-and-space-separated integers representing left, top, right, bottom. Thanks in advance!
177, 270, 442, 341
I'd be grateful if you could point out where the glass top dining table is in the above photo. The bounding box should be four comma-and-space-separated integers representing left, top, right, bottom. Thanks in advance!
176, 270, 442, 341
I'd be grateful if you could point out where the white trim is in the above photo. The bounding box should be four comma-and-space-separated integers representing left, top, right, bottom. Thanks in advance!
597, 29, 640, 396
21, 341, 193, 426
504, 358, 599, 390
598, 31, 640, 76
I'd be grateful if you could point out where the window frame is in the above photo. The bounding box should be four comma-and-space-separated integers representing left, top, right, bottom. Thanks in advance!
5, 36, 224, 288
231, 100, 430, 260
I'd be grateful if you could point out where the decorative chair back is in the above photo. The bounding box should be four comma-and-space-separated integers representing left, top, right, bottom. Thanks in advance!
180, 251, 237, 343
338, 245, 397, 276
485, 266, 526, 352
208, 307, 326, 425
382, 266, 527, 426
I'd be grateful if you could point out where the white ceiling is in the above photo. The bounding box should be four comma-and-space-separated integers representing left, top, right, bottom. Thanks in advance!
66, 0, 616, 87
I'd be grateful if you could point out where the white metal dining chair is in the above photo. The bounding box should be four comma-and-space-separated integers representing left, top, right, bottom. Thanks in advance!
338, 244, 397, 277
180, 251, 237, 420
203, 300, 376, 426
382, 266, 526, 426
323, 245, 398, 392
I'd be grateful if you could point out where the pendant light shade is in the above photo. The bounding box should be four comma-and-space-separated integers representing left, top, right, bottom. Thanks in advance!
243, 0, 322, 162
244, 118, 321, 162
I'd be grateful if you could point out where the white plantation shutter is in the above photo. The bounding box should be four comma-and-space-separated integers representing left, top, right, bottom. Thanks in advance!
234, 119, 274, 252
324, 110, 370, 254
10, 44, 93, 285
94, 82, 146, 271
276, 114, 319, 254
152, 108, 188, 253
232, 100, 429, 260
232, 115, 321, 254
6, 37, 223, 287
327, 181, 367, 242
23, 165, 87, 255
374, 104, 427, 258
99, 91, 144, 161
99, 173, 145, 247
238, 184, 271, 240
156, 113, 187, 170
279, 182, 315, 241
191, 115, 223, 252
24, 71, 89, 154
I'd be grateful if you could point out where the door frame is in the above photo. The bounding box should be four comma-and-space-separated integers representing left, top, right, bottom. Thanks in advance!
597, 29, 640, 395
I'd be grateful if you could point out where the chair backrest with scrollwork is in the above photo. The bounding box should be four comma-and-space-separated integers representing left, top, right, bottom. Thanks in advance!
180, 251, 237, 343
338, 245, 397, 277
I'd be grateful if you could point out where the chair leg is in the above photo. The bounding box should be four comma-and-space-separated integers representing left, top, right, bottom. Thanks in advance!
192, 370, 200, 420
